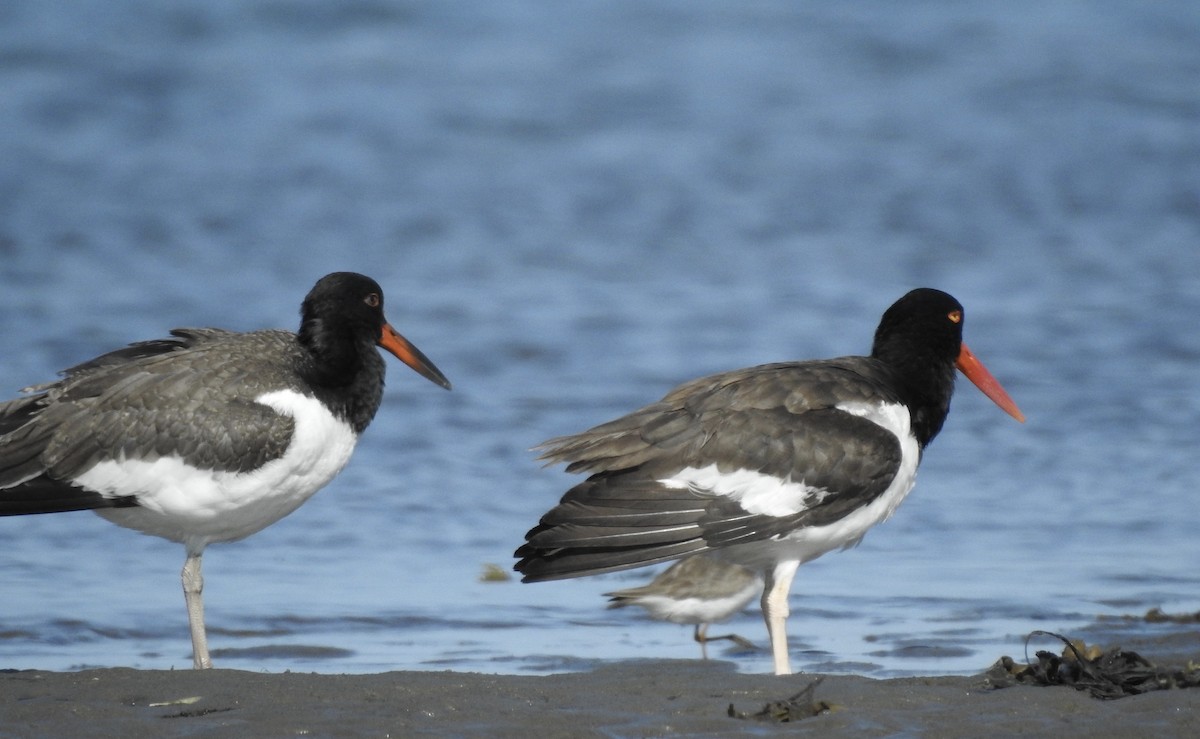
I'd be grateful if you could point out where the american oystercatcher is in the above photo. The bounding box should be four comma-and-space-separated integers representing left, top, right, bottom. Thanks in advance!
605, 553, 762, 658
515, 288, 1023, 675
0, 272, 450, 669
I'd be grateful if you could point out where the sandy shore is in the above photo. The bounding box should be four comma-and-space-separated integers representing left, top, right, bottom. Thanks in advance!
4, 622, 1199, 737
3, 662, 1197, 737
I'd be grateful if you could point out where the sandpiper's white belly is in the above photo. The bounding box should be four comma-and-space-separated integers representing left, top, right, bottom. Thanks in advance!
627, 581, 764, 625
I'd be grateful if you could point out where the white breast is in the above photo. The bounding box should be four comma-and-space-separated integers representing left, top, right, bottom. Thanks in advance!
89, 389, 358, 553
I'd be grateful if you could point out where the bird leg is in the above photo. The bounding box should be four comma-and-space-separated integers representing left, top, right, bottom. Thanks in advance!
762, 560, 800, 675
182, 552, 212, 669
693, 623, 757, 658
694, 624, 710, 659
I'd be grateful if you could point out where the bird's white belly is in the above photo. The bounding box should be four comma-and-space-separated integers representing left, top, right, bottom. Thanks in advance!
766, 459, 917, 564
673, 400, 921, 570
87, 390, 358, 553
698, 465, 919, 572
628, 582, 763, 624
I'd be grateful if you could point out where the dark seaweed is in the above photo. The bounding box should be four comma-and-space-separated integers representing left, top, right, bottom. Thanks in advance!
988, 631, 1200, 700
728, 676, 831, 722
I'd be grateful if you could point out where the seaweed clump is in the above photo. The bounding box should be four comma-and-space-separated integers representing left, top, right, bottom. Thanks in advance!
728, 676, 831, 722
988, 631, 1200, 700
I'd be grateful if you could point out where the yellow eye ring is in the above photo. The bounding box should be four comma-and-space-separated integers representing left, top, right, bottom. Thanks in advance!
948, 310, 962, 324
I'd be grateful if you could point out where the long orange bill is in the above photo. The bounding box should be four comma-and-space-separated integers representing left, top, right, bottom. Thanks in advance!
379, 323, 452, 390
955, 342, 1024, 423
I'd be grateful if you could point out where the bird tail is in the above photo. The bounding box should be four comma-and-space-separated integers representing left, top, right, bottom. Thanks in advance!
514, 474, 710, 582
0, 476, 136, 516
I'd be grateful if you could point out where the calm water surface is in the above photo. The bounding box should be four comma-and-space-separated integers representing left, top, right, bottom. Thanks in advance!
1, 1, 1198, 675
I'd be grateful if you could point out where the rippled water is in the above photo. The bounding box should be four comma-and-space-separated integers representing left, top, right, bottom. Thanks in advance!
2, 0, 1198, 675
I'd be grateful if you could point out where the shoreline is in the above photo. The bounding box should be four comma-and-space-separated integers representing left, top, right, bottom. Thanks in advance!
5, 626, 1198, 738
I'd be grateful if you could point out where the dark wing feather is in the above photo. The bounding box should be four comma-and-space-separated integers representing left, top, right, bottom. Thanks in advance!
0, 329, 299, 516
0, 476, 137, 514
517, 358, 906, 581
695, 411, 900, 545
537, 359, 895, 474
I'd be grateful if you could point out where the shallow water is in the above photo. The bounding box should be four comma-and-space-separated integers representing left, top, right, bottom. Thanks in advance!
1, 0, 1198, 676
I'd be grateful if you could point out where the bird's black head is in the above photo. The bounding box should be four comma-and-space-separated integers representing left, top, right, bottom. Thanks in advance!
870, 287, 1024, 446
298, 272, 450, 392
871, 288, 965, 369
870, 288, 966, 446
299, 272, 388, 352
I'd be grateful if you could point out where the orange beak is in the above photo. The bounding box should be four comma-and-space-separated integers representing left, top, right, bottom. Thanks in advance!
955, 343, 1024, 423
379, 323, 452, 390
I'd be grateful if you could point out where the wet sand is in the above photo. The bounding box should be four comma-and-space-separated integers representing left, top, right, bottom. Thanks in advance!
4, 626, 1198, 739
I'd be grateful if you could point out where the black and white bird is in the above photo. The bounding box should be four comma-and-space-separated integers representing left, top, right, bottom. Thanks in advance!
0, 272, 450, 669
605, 553, 762, 658
515, 288, 1023, 675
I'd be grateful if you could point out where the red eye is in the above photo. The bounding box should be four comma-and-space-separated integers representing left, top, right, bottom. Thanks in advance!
364, 293, 381, 308
948, 310, 962, 324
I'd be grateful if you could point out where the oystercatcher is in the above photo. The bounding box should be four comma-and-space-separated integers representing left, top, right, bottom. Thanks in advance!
605, 553, 761, 658
0, 272, 450, 669
515, 288, 1023, 675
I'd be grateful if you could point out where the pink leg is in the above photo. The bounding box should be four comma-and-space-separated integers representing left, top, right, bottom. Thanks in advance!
762, 560, 799, 675
182, 551, 213, 669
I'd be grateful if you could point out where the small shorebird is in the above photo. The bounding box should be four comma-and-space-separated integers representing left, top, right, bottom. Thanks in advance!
0, 272, 450, 668
605, 553, 762, 658
516, 288, 1023, 675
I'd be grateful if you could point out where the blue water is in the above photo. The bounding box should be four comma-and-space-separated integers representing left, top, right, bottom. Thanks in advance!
1, 0, 1198, 676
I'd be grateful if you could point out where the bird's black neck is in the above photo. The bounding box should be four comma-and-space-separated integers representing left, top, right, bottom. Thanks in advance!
872, 344, 957, 449
297, 331, 387, 434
